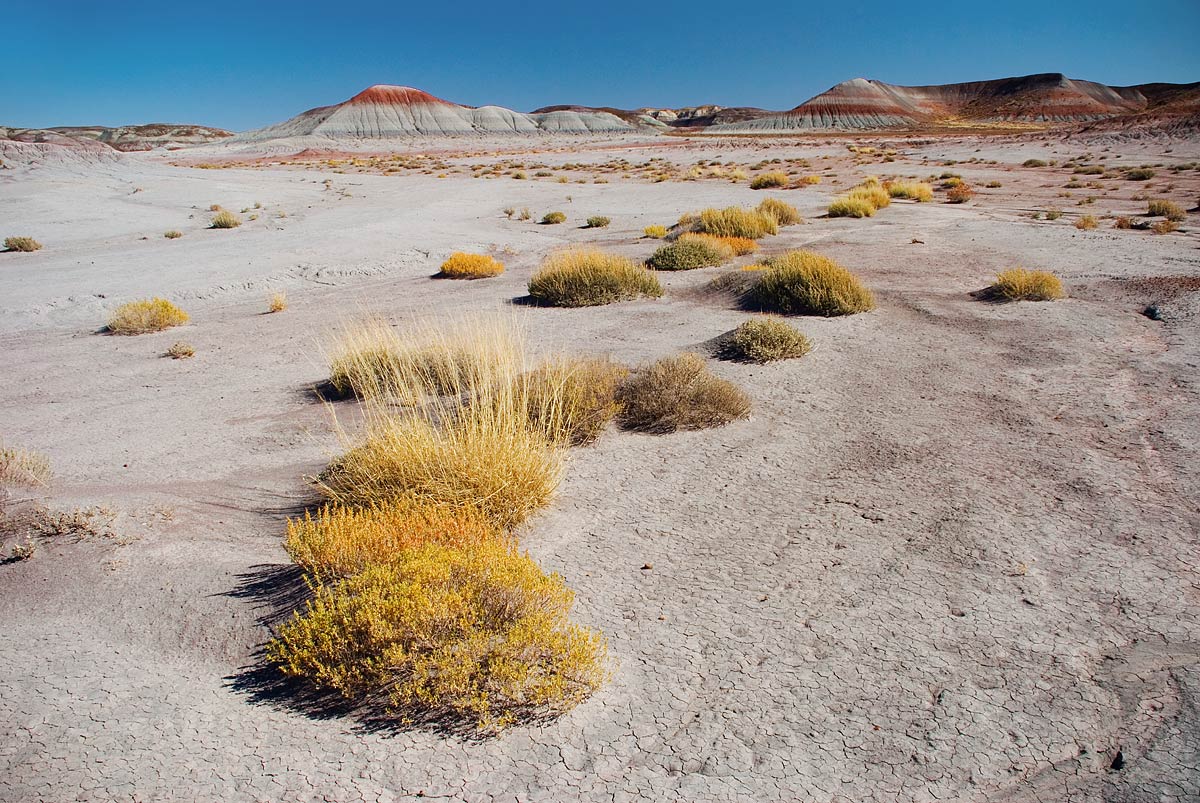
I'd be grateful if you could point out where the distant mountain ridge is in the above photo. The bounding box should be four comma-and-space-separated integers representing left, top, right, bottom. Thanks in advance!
0, 123, 232, 151
714, 73, 1200, 131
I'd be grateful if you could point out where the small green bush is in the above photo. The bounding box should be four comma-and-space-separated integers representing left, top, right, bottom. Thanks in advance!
753, 251, 875, 316
528, 249, 662, 307
585, 216, 611, 228
647, 236, 730, 271
4, 237, 42, 252
726, 318, 812, 363
541, 211, 566, 225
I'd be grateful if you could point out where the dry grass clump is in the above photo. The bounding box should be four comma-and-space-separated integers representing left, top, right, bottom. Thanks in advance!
800, 175, 822, 185
946, 184, 975, 203
585, 216, 611, 228
326, 316, 522, 401
164, 230, 183, 239
210, 210, 241, 229
643, 225, 668, 239
1022, 159, 1048, 168
528, 249, 662, 307
438, 252, 505, 279
4, 237, 42, 252
268, 541, 609, 731
1152, 219, 1179, 235
1125, 168, 1155, 181
268, 291, 288, 312
1075, 215, 1098, 230
756, 197, 802, 226
992, 268, 1065, 301
828, 196, 876, 218
726, 318, 812, 363
753, 251, 875, 317
617, 353, 750, 433
750, 171, 789, 189
693, 234, 758, 255
887, 181, 934, 202
166, 341, 195, 359
1114, 216, 1133, 229
319, 381, 563, 531
1147, 199, 1186, 221
520, 357, 628, 446
695, 207, 778, 239
107, 298, 190, 335
849, 184, 890, 210
0, 445, 51, 486
541, 211, 566, 225
284, 499, 504, 580
647, 235, 732, 271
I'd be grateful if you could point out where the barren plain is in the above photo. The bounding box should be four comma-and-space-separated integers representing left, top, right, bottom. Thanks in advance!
2, 131, 1199, 802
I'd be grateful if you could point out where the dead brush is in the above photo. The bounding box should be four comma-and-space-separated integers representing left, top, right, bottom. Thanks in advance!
0, 446, 51, 487
616, 353, 751, 433
518, 356, 628, 446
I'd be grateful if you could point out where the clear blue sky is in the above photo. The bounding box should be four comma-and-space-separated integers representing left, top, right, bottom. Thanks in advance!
5, 0, 1198, 131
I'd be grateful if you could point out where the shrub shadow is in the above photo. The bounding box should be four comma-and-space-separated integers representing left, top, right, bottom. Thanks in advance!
970, 285, 1010, 304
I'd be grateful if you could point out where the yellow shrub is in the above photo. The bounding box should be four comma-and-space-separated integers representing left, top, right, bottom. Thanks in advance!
886, 181, 934, 202
754, 251, 875, 316
284, 498, 504, 579
993, 268, 1064, 301
756, 197, 802, 226
617, 353, 750, 433
268, 291, 288, 312
166, 341, 195, 359
696, 207, 778, 239
801, 175, 821, 185
848, 184, 890, 210
643, 225, 668, 238
1074, 215, 1098, 230
438, 252, 505, 279
107, 298, 190, 335
520, 356, 628, 445
750, 171, 789, 189
529, 249, 662, 307
1147, 199, 1185, 221
687, 233, 758, 256
828, 197, 875, 218
210, 210, 241, 229
268, 541, 609, 731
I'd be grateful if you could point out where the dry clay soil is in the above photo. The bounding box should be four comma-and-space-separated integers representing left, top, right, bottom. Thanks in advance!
1, 136, 1199, 802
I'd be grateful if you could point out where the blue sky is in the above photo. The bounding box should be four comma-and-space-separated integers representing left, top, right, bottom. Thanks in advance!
5, 0, 1198, 131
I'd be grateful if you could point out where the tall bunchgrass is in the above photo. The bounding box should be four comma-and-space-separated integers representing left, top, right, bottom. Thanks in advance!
528, 249, 662, 307
519, 356, 628, 445
319, 315, 565, 530
753, 251, 875, 316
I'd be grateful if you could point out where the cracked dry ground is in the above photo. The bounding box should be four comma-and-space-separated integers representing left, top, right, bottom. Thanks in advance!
2, 207, 1199, 800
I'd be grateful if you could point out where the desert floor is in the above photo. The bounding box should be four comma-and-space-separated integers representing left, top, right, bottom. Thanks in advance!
1, 134, 1198, 802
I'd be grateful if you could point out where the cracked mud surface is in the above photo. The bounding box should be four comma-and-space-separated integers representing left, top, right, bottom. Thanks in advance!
1, 137, 1198, 801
